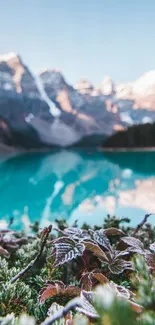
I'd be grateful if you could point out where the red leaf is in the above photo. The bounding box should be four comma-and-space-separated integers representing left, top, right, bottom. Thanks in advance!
39, 281, 64, 303
104, 228, 125, 236
52, 237, 85, 267
112, 283, 131, 300
145, 252, 155, 269
121, 237, 143, 248
150, 242, 155, 252
92, 273, 109, 284
0, 245, 9, 257
83, 241, 108, 262
64, 286, 81, 297
108, 259, 132, 274
40, 225, 52, 240
81, 272, 93, 291
93, 229, 112, 251
39, 281, 80, 304
129, 301, 143, 313
76, 290, 98, 318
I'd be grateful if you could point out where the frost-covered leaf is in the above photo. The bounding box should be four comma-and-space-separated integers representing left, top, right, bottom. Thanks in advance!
112, 283, 131, 300
47, 302, 64, 324
65, 311, 73, 325
72, 313, 89, 325
2, 242, 19, 250
92, 272, 109, 284
128, 246, 145, 255
44, 298, 81, 325
52, 237, 85, 267
39, 281, 80, 304
93, 230, 112, 251
0, 313, 15, 325
0, 313, 36, 325
0, 232, 27, 254
128, 301, 143, 313
0, 229, 11, 234
81, 271, 108, 290
83, 241, 108, 262
47, 301, 63, 316
95, 284, 142, 315
39, 281, 64, 303
47, 302, 73, 325
47, 302, 72, 325
108, 258, 132, 274
63, 228, 90, 241
81, 272, 93, 291
104, 228, 125, 236
145, 252, 155, 269
0, 245, 10, 257
64, 286, 81, 298
95, 284, 116, 310
150, 242, 155, 252
40, 225, 52, 240
76, 291, 98, 318
95, 284, 142, 314
63, 227, 83, 236
121, 237, 145, 255
114, 250, 130, 258
121, 237, 143, 247
19, 314, 36, 325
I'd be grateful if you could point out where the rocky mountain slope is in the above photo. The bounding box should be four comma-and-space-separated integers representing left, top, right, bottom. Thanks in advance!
0, 52, 155, 149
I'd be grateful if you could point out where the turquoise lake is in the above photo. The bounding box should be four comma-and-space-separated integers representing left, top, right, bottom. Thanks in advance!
0, 150, 155, 230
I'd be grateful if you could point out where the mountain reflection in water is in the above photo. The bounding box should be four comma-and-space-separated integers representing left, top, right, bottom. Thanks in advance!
0, 150, 155, 230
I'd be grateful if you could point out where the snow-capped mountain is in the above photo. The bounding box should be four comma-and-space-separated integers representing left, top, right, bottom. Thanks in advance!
116, 70, 155, 110
0, 52, 40, 98
39, 69, 121, 139
0, 52, 155, 149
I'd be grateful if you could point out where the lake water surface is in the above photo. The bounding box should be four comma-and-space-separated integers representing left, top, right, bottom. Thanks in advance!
0, 150, 155, 230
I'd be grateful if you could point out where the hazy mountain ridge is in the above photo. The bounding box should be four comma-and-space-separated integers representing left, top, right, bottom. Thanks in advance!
0, 52, 154, 149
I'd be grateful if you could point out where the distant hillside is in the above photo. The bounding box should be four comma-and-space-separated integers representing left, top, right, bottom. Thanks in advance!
103, 123, 155, 148
0, 52, 155, 148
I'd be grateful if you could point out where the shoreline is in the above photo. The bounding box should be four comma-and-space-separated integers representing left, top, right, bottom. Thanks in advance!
100, 147, 155, 152
1, 143, 155, 156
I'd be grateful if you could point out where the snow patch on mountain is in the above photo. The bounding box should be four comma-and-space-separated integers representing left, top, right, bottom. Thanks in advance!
133, 70, 155, 95
34, 75, 60, 117
27, 116, 82, 146
120, 112, 133, 125
142, 116, 153, 124
0, 52, 19, 62
116, 70, 155, 99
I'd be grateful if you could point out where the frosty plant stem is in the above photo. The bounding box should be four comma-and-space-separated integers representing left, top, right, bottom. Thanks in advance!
10, 225, 52, 284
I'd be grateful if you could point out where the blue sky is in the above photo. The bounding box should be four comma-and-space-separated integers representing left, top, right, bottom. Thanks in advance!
0, 0, 155, 85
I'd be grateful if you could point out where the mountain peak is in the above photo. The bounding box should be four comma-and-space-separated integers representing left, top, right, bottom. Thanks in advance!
0, 52, 40, 97
100, 76, 115, 96
74, 78, 94, 94
133, 70, 155, 93
0, 52, 21, 62
40, 69, 66, 88
40, 68, 61, 74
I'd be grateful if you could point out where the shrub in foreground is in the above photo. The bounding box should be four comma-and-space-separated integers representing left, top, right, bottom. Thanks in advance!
0, 215, 155, 324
